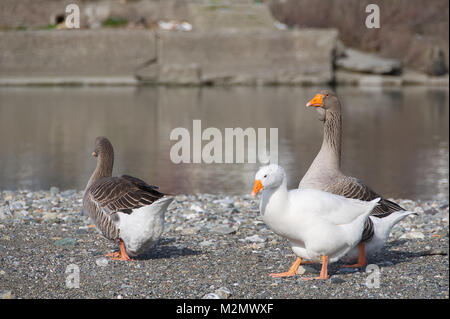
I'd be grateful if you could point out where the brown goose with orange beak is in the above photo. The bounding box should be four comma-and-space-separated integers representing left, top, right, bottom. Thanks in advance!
299, 90, 414, 268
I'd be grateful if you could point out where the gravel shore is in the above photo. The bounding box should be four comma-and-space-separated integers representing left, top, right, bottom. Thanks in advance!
0, 189, 448, 299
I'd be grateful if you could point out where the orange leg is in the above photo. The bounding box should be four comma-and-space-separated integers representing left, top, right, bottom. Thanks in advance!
109, 239, 133, 261
303, 256, 329, 280
104, 251, 121, 258
343, 243, 367, 268
269, 257, 303, 278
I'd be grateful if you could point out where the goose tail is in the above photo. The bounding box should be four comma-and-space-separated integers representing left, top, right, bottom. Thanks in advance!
372, 210, 416, 240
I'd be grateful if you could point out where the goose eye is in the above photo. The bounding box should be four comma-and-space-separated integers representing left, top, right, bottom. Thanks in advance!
263, 174, 267, 178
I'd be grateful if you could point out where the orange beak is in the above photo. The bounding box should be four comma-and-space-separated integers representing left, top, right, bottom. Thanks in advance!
92, 151, 98, 157
251, 179, 263, 197
306, 93, 324, 107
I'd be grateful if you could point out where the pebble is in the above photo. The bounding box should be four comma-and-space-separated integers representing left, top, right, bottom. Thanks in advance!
203, 293, 220, 299
189, 204, 204, 213
400, 231, 425, 240
42, 213, 59, 222
0, 207, 11, 220
203, 287, 231, 299
297, 266, 307, 275
54, 237, 78, 247
0, 290, 14, 299
13, 210, 28, 219
330, 277, 346, 284
95, 257, 109, 267
199, 240, 215, 248
244, 235, 266, 243
215, 287, 232, 299
213, 225, 237, 235
213, 199, 234, 208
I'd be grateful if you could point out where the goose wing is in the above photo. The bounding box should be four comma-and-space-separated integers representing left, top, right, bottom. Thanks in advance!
332, 176, 405, 217
88, 176, 165, 215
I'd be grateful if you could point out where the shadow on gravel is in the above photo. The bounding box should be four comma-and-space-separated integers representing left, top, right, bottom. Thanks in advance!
365, 240, 448, 267
131, 237, 203, 261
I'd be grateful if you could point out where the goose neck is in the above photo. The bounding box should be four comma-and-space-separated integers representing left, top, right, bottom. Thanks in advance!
85, 152, 114, 191
320, 110, 342, 168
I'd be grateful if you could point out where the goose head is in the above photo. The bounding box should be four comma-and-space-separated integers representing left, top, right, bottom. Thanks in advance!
251, 164, 286, 196
306, 90, 340, 122
92, 136, 114, 159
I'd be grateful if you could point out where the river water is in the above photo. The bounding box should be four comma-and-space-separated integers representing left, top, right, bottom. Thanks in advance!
0, 86, 448, 200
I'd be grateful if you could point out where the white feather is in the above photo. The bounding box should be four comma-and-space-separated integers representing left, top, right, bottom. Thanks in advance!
342, 210, 415, 262
115, 197, 174, 256
255, 164, 378, 263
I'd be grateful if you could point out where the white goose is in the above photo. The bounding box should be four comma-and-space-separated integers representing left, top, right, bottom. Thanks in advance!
251, 164, 380, 280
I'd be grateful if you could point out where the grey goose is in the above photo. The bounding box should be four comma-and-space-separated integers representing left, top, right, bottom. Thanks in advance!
299, 90, 414, 267
83, 136, 173, 261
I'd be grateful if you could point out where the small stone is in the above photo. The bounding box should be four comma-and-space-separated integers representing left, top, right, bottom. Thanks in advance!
249, 243, 265, 250
10, 201, 24, 211
121, 284, 133, 289
213, 225, 237, 235
213, 199, 234, 208
13, 210, 28, 219
400, 231, 425, 240
3, 192, 13, 201
214, 287, 231, 299
199, 240, 215, 248
54, 237, 77, 247
297, 265, 307, 275
0, 207, 12, 220
183, 210, 199, 220
190, 204, 204, 213
244, 235, 266, 243
331, 277, 346, 284
0, 290, 14, 299
438, 200, 449, 209
203, 293, 220, 299
424, 209, 439, 215
95, 257, 109, 267
76, 228, 88, 235
42, 213, 58, 222
181, 227, 199, 235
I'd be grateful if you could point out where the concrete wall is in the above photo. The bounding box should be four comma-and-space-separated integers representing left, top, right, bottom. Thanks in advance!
0, 30, 157, 84
0, 28, 337, 85
158, 29, 337, 85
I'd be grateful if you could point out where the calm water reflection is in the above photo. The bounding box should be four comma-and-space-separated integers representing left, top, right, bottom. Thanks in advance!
0, 86, 448, 200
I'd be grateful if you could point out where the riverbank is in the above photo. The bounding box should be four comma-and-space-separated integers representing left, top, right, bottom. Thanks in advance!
0, 189, 448, 299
